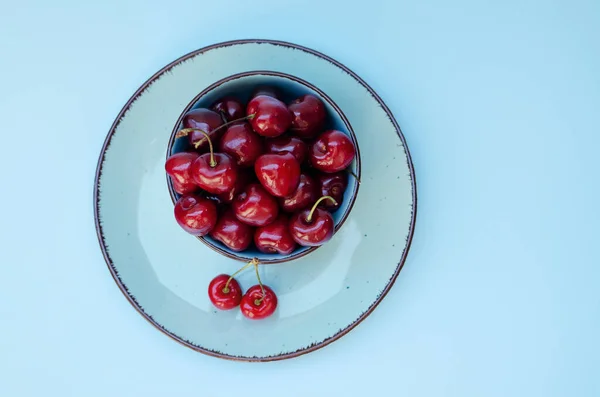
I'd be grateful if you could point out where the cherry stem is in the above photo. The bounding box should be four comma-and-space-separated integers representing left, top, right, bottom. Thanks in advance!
306, 196, 337, 222
348, 169, 361, 184
223, 257, 259, 293
213, 113, 255, 132
176, 128, 217, 166
175, 114, 256, 166
253, 260, 266, 305
175, 113, 255, 141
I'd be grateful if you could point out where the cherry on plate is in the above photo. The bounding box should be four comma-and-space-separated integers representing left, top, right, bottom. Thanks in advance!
240, 285, 278, 320
208, 274, 243, 310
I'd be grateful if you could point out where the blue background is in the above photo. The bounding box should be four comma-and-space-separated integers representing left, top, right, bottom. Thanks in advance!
1, 0, 598, 396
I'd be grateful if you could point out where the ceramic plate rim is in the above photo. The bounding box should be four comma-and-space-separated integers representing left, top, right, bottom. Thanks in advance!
93, 39, 418, 362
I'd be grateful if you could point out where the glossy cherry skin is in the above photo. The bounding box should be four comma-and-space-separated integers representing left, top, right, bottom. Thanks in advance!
211, 96, 245, 122
289, 207, 334, 247
219, 122, 263, 167
254, 214, 296, 255
165, 152, 199, 194
309, 130, 356, 173
182, 108, 224, 151
174, 195, 218, 236
217, 168, 254, 204
232, 183, 279, 227
208, 274, 242, 310
240, 285, 277, 320
246, 95, 292, 138
264, 135, 308, 164
172, 179, 197, 196
288, 95, 327, 139
190, 153, 237, 194
210, 210, 254, 252
254, 153, 301, 198
280, 173, 318, 213
316, 171, 348, 211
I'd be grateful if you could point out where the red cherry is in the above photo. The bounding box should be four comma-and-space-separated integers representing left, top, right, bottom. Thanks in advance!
309, 130, 356, 173
182, 108, 223, 151
288, 95, 326, 139
217, 168, 254, 204
232, 183, 279, 227
240, 285, 277, 320
254, 153, 301, 198
208, 274, 242, 310
211, 96, 245, 122
171, 179, 197, 196
165, 152, 200, 195
280, 173, 318, 212
219, 122, 264, 167
254, 214, 296, 255
315, 171, 348, 211
264, 135, 308, 164
289, 197, 336, 246
190, 153, 237, 194
247, 95, 292, 138
210, 210, 254, 252
174, 194, 218, 236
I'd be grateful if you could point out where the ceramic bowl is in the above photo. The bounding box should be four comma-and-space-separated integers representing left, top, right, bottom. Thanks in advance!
166, 71, 361, 264
94, 39, 416, 361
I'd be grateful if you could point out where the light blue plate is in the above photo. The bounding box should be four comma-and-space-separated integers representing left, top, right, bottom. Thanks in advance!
94, 40, 417, 361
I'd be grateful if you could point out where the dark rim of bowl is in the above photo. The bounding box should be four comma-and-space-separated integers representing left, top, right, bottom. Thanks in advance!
94, 39, 417, 362
165, 70, 361, 265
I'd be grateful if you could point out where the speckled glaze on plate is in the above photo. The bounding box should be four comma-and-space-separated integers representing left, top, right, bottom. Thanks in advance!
94, 39, 417, 361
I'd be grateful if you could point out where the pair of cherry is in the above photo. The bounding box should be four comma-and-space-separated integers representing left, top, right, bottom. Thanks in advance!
208, 259, 277, 320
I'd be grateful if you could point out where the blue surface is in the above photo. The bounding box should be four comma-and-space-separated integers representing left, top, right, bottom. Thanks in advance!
0, 0, 598, 396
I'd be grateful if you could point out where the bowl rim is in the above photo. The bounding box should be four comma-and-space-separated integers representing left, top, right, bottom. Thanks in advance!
93, 39, 417, 362
166, 69, 362, 264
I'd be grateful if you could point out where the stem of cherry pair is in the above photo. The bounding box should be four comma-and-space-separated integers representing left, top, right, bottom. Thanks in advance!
222, 257, 266, 305
175, 129, 218, 166
348, 169, 361, 184
307, 196, 338, 222
175, 113, 256, 167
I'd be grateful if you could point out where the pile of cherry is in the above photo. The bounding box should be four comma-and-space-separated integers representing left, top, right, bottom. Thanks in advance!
165, 87, 356, 319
